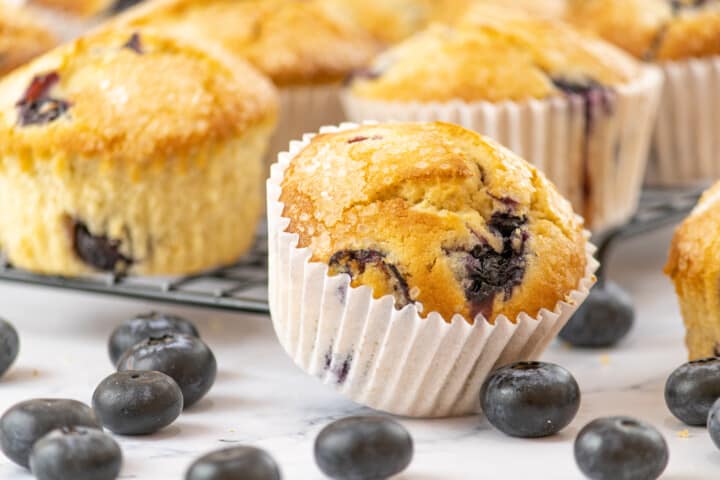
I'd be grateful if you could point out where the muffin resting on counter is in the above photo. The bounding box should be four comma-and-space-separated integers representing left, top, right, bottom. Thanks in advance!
0, 3, 57, 76
666, 181, 720, 359
279, 122, 588, 323
0, 29, 278, 276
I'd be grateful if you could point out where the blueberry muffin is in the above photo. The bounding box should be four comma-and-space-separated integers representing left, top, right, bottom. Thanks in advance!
566, 0, 720, 186
666, 182, 720, 359
279, 122, 588, 323
29, 0, 146, 17
0, 3, 57, 76
343, 21, 662, 231
566, 0, 720, 61
0, 29, 278, 276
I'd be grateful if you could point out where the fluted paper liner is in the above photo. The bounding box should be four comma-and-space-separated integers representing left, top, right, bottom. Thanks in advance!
265, 85, 346, 168
342, 67, 663, 233
647, 57, 720, 187
267, 122, 599, 418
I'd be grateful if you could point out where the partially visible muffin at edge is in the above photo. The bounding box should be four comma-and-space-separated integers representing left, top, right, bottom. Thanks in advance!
565, 0, 720, 61
0, 28, 278, 276
29, 0, 146, 17
0, 3, 57, 76
666, 182, 720, 359
279, 122, 588, 324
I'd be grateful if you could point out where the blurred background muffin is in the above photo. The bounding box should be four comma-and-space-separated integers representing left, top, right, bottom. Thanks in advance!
29, 0, 145, 17
0, 28, 278, 276
0, 2, 57, 76
116, 0, 381, 162
343, 13, 663, 232
566, 0, 720, 186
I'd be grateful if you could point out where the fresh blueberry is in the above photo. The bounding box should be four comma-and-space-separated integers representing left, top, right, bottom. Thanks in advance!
574, 417, 668, 480
665, 357, 720, 426
314, 416, 413, 480
0, 317, 19, 378
480, 361, 580, 438
185, 446, 281, 480
559, 282, 634, 348
117, 333, 216, 409
708, 398, 720, 449
29, 427, 122, 480
92, 371, 183, 435
108, 311, 200, 365
0, 399, 100, 468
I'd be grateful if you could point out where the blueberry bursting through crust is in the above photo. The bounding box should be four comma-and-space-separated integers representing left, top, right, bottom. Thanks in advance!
448, 213, 528, 320
328, 249, 412, 309
15, 72, 71, 126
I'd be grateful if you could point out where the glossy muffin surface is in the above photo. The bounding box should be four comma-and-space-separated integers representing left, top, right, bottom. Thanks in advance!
0, 29, 278, 276
280, 122, 588, 323
118, 0, 380, 86
566, 0, 720, 61
666, 182, 720, 359
348, 20, 640, 102
0, 4, 57, 76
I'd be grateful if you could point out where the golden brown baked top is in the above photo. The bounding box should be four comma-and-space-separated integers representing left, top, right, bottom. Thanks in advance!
280, 122, 588, 324
322, 0, 471, 44
566, 0, 720, 61
666, 181, 720, 284
0, 28, 278, 163
29, 0, 145, 17
348, 20, 640, 103
117, 0, 381, 86
0, 4, 57, 76
469, 0, 567, 20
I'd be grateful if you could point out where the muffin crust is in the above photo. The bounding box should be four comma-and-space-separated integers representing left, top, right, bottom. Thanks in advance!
280, 122, 587, 323
0, 4, 57, 76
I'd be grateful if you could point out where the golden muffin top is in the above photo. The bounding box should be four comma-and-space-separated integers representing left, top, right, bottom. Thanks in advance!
29, 0, 145, 17
666, 181, 720, 284
347, 20, 640, 103
322, 0, 471, 44
0, 3, 57, 76
566, 0, 720, 61
0, 28, 278, 164
468, 0, 567, 20
280, 122, 588, 324
117, 0, 381, 86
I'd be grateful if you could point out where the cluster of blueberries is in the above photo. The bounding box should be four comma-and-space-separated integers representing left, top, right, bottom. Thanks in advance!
0, 290, 718, 480
0, 314, 414, 480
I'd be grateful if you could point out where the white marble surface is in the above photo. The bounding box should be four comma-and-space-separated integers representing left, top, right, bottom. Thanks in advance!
0, 223, 715, 479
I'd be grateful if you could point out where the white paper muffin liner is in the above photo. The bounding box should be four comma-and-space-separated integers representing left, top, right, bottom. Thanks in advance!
647, 56, 720, 187
342, 67, 663, 233
265, 84, 346, 168
267, 122, 599, 418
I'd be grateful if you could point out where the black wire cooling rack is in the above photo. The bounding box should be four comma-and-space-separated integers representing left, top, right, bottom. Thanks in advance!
0, 188, 707, 314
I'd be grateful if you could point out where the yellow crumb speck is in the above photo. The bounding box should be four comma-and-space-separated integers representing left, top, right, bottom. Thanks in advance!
228, 428, 236, 433
32, 369, 39, 377
599, 354, 611, 366
677, 429, 690, 438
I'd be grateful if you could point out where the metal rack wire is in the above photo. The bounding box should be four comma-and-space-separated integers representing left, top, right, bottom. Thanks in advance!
0, 188, 706, 314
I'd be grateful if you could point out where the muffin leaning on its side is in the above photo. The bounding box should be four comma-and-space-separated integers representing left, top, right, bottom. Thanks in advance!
0, 28, 278, 276
0, 3, 57, 76
268, 121, 597, 417
115, 0, 381, 163
566, 0, 720, 186
343, 13, 663, 233
666, 182, 720, 360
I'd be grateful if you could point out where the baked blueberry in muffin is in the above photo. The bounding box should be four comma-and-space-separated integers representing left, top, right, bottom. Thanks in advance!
0, 29, 278, 276
279, 122, 588, 323
0, 4, 57, 77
